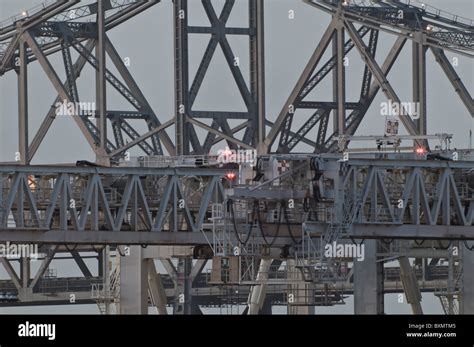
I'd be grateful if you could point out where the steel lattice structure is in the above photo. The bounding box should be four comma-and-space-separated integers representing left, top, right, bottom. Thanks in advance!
0, 0, 473, 315
265, 0, 473, 154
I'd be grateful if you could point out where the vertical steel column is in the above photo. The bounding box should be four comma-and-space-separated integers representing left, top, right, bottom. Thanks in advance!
250, 0, 266, 153
336, 22, 346, 136
418, 42, 427, 137
412, 40, 420, 132
15, 174, 24, 228
173, 257, 192, 314
412, 34, 427, 137
18, 37, 28, 165
174, 0, 189, 156
332, 29, 338, 138
102, 245, 110, 315
96, 0, 108, 164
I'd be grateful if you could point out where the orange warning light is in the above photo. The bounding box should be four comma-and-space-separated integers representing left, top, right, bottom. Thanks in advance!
225, 172, 237, 181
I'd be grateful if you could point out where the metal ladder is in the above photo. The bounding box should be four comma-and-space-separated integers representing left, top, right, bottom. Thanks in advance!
294, 191, 362, 284
323, 192, 360, 244
436, 254, 462, 315
211, 203, 229, 256
92, 254, 121, 315
438, 294, 459, 315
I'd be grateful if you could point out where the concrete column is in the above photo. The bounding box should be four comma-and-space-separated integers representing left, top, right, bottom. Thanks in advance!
18, 257, 33, 301
147, 259, 168, 314
353, 240, 384, 314
460, 243, 474, 313
286, 259, 315, 315
399, 256, 423, 314
120, 246, 148, 314
248, 258, 272, 314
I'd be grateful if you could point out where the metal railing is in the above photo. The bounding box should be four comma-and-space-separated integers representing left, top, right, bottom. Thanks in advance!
0, 0, 58, 31
400, 0, 473, 28
120, 155, 219, 168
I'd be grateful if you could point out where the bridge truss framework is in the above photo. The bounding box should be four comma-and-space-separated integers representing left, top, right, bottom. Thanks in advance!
0, 0, 473, 314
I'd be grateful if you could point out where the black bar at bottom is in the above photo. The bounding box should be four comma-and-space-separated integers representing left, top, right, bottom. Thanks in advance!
0, 314, 471, 346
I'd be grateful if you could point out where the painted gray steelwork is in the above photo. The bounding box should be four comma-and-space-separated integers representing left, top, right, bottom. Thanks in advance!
174, 0, 265, 155
1, 0, 174, 165
265, 0, 473, 154
0, 165, 227, 233
0, 0, 472, 315
1, 0, 472, 160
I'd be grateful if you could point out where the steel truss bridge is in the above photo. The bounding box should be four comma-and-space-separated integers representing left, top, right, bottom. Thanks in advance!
0, 0, 472, 315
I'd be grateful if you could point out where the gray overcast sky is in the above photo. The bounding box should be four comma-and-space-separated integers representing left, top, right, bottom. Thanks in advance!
0, 0, 473, 314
